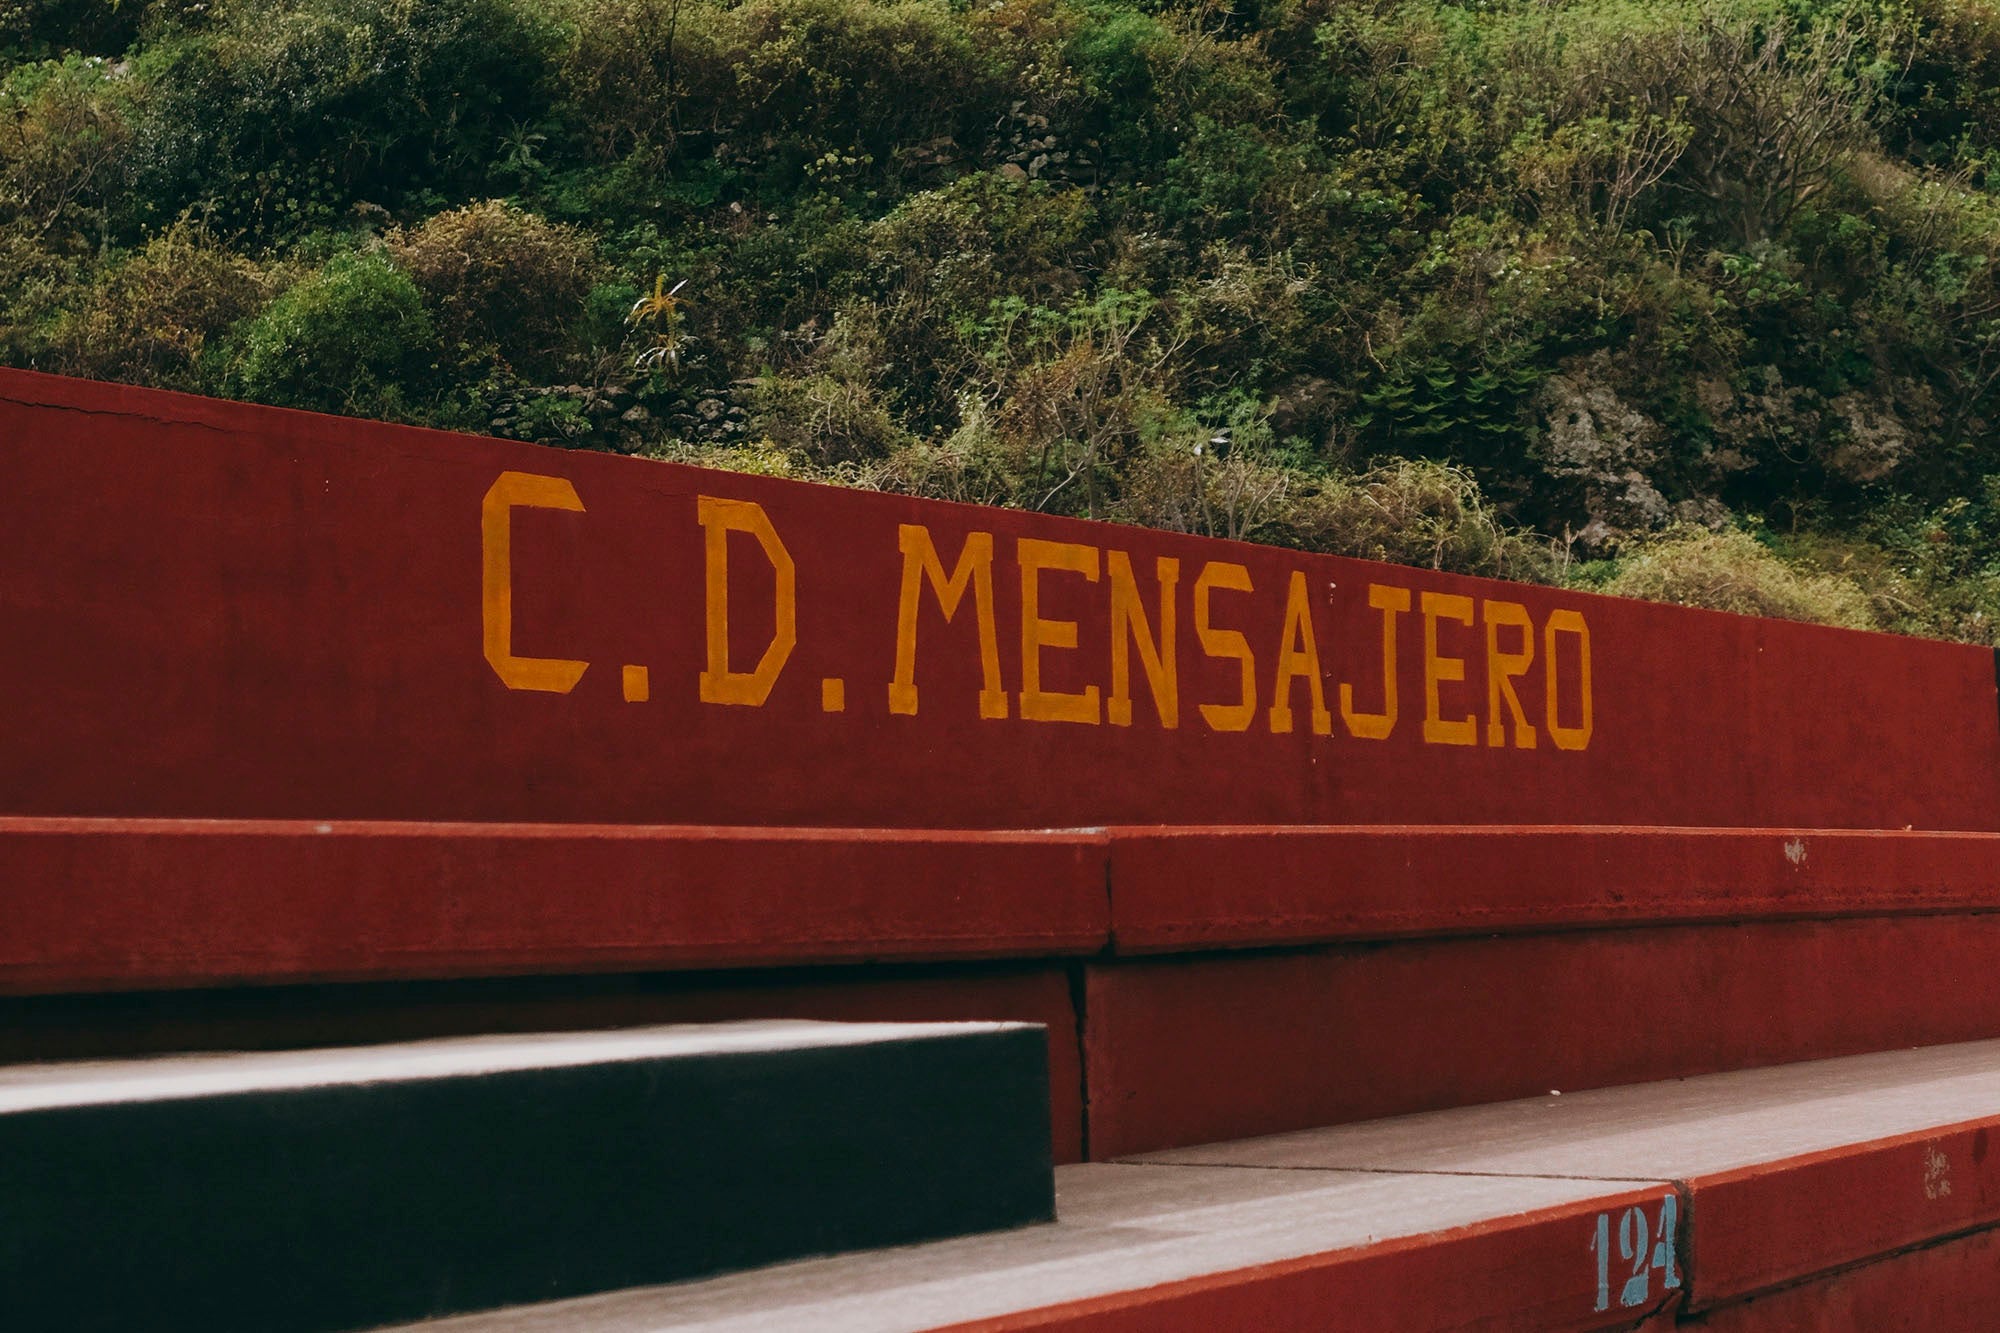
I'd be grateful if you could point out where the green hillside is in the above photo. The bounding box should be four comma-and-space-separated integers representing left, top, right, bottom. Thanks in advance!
8, 0, 2000, 637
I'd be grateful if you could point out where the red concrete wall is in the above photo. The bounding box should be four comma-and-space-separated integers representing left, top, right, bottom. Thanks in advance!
2, 369, 1994, 831
1084, 916, 2000, 1157
11, 373, 2000, 1169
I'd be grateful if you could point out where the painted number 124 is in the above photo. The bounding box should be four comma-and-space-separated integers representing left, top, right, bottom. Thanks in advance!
1590, 1195, 1679, 1312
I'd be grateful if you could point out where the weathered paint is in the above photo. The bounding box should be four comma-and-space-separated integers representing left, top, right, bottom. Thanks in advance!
1, 370, 1995, 830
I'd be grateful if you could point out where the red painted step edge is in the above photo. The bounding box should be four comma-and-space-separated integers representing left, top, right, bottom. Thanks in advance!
1687, 1220, 2000, 1331
1108, 825, 2000, 952
16, 820, 2000, 996
1688, 1116, 2000, 1309
929, 1186, 1682, 1333
0, 817, 1109, 994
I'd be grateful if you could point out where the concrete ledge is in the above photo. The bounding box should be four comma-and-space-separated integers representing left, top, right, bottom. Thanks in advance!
1108, 824, 2000, 952
0, 1021, 1054, 1333
1142, 1038, 2000, 1310
12, 818, 2000, 998
0, 818, 1109, 994
383, 1039, 2000, 1332
0, 963, 1095, 1166
389, 1164, 1679, 1333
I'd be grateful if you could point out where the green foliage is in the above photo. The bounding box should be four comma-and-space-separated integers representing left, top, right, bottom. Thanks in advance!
0, 1, 152, 63
10, 0, 2000, 640
1285, 458, 1561, 584
0, 55, 131, 252
39, 221, 270, 386
229, 251, 436, 418
125, 0, 563, 239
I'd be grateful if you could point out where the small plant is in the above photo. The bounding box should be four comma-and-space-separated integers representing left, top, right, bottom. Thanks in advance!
627, 273, 688, 373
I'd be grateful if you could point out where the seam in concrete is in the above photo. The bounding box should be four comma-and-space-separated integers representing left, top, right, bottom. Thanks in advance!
1111, 1158, 1681, 1185
1067, 960, 1092, 1163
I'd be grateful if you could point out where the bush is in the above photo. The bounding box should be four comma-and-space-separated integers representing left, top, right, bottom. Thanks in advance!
1591, 526, 1876, 628
40, 221, 269, 386
1114, 433, 1295, 543
126, 0, 562, 238
230, 250, 436, 417
746, 310, 906, 464
1286, 458, 1560, 584
386, 200, 599, 378
0, 55, 130, 252
0, 0, 152, 62
553, 0, 1005, 188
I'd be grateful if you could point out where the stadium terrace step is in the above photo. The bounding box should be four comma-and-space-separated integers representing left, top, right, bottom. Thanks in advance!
378, 1038, 2000, 1333
0, 1021, 1054, 1333
0, 817, 1109, 993
14, 819, 2000, 996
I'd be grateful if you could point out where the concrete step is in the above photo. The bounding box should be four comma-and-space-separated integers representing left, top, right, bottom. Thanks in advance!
0, 1020, 1053, 1333
383, 1037, 2000, 1332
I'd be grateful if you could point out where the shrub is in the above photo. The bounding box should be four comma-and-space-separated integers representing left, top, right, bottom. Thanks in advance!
865, 397, 1032, 508
230, 250, 436, 417
126, 0, 562, 238
40, 221, 269, 386
1113, 430, 1295, 543
1285, 457, 1560, 583
745, 311, 906, 464
385, 200, 600, 378
0, 0, 151, 62
1591, 526, 1876, 628
0, 55, 130, 251
554, 0, 1005, 187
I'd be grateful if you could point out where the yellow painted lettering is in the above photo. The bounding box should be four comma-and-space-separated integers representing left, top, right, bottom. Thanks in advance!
889, 526, 1007, 718
1194, 561, 1256, 732
1017, 538, 1101, 724
1340, 583, 1410, 739
480, 471, 588, 694
697, 495, 796, 706
1482, 600, 1538, 749
1545, 608, 1594, 751
1107, 551, 1178, 728
1269, 570, 1332, 735
1422, 591, 1477, 745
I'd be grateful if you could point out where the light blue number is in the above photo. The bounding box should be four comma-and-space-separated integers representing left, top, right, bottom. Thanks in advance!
1590, 1212, 1610, 1311
1618, 1205, 1651, 1306
1653, 1193, 1681, 1290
